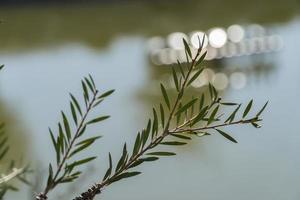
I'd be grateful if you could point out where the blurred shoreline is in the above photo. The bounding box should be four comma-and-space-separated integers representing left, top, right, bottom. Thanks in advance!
0, 0, 299, 51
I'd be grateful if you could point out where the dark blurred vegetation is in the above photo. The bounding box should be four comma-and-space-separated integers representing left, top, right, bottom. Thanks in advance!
0, 100, 29, 167
0, 0, 299, 50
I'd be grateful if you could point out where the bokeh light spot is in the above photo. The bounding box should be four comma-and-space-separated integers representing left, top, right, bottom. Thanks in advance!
230, 72, 247, 89
209, 28, 228, 48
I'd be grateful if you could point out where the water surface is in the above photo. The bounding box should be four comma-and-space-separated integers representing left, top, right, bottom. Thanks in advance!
0, 3, 300, 200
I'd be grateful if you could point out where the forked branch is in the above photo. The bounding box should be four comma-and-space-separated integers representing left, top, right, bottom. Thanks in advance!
72, 37, 268, 200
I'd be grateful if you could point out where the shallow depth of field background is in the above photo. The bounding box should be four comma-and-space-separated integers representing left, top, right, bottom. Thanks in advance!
0, 0, 300, 199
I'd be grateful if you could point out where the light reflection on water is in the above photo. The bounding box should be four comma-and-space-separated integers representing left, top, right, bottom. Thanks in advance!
0, 18, 300, 200
148, 23, 283, 66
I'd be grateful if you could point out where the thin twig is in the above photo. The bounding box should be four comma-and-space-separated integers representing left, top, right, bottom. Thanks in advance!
0, 168, 24, 185
171, 117, 257, 134
36, 91, 98, 199
73, 44, 203, 200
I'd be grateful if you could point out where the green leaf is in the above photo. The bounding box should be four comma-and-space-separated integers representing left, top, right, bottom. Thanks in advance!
190, 96, 195, 117
70, 93, 82, 116
161, 141, 187, 146
225, 104, 241, 123
191, 106, 208, 126
195, 51, 207, 66
110, 172, 141, 183
47, 164, 53, 187
251, 122, 261, 128
0, 146, 9, 160
103, 153, 112, 181
208, 83, 218, 101
62, 111, 71, 142
88, 74, 96, 89
59, 176, 77, 183
129, 156, 159, 169
178, 90, 184, 100
0, 65, 4, 71
176, 103, 182, 125
49, 128, 56, 148
216, 129, 237, 143
198, 35, 205, 52
140, 157, 159, 162
147, 152, 176, 156
243, 99, 253, 118
159, 104, 165, 128
212, 85, 218, 100
170, 133, 191, 140
207, 105, 219, 125
152, 108, 158, 138
84, 77, 95, 93
183, 38, 192, 58
128, 159, 144, 169
116, 144, 128, 172
67, 157, 96, 170
141, 120, 151, 146
202, 117, 220, 122
256, 101, 268, 117
146, 119, 151, 135
58, 123, 66, 153
220, 102, 238, 106
59, 171, 82, 183
17, 172, 31, 185
78, 125, 86, 137
199, 94, 205, 110
69, 137, 101, 157
93, 99, 103, 108
98, 89, 115, 99
132, 133, 141, 156
187, 68, 203, 86
87, 116, 110, 125
172, 67, 179, 91
184, 48, 190, 63
81, 80, 89, 101
70, 171, 82, 179
70, 102, 78, 125
76, 136, 102, 146
175, 98, 198, 116
49, 128, 59, 163
160, 84, 170, 109
177, 60, 185, 78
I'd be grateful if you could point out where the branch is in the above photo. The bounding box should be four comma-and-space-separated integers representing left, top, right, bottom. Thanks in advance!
171, 117, 259, 134
72, 38, 204, 200
51, 91, 97, 193
72, 38, 267, 200
36, 76, 114, 200
0, 168, 24, 185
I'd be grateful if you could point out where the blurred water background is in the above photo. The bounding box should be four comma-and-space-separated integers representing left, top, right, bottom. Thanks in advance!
0, 0, 300, 199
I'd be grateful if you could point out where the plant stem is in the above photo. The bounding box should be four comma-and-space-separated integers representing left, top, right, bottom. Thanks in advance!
73, 48, 203, 200
0, 168, 24, 184
36, 91, 98, 200
171, 117, 258, 134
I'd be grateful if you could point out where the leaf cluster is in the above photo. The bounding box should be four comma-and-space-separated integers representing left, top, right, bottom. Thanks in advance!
40, 75, 114, 197
72, 37, 268, 200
